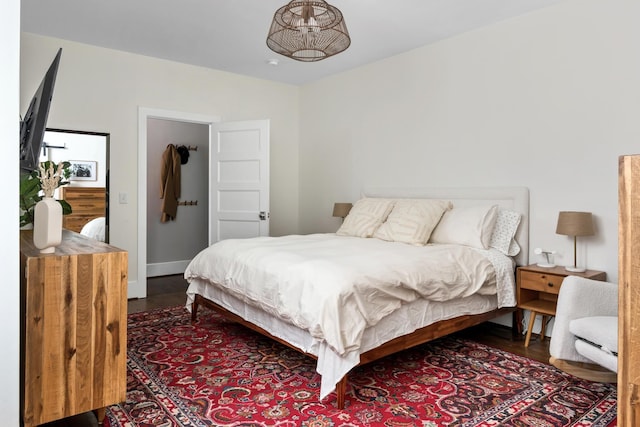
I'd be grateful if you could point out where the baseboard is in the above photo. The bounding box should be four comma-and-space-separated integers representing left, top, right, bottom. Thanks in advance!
127, 279, 145, 299
489, 312, 513, 328
147, 260, 191, 278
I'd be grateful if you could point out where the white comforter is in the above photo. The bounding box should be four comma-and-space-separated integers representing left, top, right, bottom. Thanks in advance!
184, 233, 499, 359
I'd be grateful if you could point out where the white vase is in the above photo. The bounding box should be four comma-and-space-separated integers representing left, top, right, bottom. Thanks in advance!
33, 197, 63, 253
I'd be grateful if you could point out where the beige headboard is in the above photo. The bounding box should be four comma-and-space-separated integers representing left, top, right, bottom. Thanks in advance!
362, 186, 530, 266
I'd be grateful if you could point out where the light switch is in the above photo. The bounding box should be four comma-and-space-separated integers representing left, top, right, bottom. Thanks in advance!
118, 192, 128, 204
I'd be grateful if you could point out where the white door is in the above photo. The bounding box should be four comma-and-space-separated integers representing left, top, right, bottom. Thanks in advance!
209, 120, 270, 245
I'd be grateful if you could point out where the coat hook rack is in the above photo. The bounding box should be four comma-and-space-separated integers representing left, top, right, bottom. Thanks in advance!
177, 200, 198, 206
187, 145, 198, 151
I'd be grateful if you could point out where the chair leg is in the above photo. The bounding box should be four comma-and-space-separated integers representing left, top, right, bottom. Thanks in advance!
525, 310, 537, 347
540, 315, 548, 342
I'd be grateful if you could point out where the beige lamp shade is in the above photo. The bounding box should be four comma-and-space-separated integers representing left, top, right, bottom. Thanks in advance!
332, 202, 352, 218
555, 211, 594, 236
556, 211, 594, 272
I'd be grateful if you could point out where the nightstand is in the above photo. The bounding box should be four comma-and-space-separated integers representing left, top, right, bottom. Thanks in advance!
516, 264, 606, 347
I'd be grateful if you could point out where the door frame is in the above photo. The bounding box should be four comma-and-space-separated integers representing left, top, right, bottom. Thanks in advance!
135, 107, 220, 299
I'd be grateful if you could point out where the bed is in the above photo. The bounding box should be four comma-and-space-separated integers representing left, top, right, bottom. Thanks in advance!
185, 187, 529, 409
80, 216, 106, 242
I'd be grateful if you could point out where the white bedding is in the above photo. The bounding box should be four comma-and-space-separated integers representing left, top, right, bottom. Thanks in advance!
186, 277, 500, 400
184, 233, 517, 399
80, 216, 106, 242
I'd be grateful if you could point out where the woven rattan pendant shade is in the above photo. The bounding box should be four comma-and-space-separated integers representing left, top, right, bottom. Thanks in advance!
266, 0, 350, 62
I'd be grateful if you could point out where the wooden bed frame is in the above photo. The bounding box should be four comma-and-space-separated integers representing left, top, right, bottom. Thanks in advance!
191, 294, 515, 409
189, 186, 529, 409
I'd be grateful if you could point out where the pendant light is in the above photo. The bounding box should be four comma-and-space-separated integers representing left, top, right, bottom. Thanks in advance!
266, 0, 350, 62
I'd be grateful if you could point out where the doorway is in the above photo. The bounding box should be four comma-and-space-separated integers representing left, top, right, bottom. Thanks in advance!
135, 108, 271, 299
146, 118, 209, 278
135, 108, 219, 299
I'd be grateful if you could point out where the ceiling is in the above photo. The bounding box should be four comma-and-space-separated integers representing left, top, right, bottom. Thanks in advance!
21, 0, 566, 86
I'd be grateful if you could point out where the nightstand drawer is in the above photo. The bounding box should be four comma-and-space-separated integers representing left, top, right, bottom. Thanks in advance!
519, 271, 564, 294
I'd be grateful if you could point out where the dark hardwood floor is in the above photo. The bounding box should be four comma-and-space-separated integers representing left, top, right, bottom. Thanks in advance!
127, 274, 191, 314
41, 274, 550, 426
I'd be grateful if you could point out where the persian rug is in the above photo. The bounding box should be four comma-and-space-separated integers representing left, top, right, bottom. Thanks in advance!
106, 305, 617, 427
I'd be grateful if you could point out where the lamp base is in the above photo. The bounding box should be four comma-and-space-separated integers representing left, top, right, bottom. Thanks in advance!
537, 263, 556, 268
565, 266, 586, 273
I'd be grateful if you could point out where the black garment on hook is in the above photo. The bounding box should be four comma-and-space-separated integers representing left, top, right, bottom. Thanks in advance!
176, 145, 190, 165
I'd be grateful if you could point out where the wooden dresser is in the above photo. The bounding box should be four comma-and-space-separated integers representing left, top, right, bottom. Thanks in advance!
59, 186, 106, 232
20, 230, 127, 427
618, 155, 640, 426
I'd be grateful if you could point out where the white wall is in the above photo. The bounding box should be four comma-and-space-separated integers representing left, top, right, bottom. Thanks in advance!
1, 0, 21, 424
21, 33, 301, 292
146, 118, 209, 276
299, 0, 640, 284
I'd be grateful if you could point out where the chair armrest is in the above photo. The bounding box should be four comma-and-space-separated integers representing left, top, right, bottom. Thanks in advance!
549, 276, 618, 362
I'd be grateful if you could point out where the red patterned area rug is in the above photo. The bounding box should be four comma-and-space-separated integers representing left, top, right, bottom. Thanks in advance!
106, 305, 617, 427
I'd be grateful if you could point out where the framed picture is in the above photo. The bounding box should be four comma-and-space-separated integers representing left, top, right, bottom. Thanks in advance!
69, 160, 97, 181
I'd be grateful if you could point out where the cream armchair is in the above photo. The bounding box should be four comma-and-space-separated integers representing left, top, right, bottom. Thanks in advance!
549, 275, 618, 382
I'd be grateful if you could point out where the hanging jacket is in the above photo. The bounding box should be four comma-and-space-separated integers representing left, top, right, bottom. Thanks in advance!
160, 144, 181, 222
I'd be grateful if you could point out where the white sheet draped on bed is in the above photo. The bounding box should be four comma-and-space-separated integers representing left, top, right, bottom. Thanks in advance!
184, 233, 517, 399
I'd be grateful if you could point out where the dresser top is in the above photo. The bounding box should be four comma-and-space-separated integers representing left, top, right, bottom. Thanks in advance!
20, 229, 126, 258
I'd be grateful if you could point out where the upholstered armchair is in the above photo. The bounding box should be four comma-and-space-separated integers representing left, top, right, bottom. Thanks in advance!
549, 275, 618, 382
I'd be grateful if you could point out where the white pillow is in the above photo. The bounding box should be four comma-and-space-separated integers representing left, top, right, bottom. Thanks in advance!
429, 204, 499, 249
336, 198, 395, 238
374, 199, 452, 245
80, 216, 106, 242
489, 209, 522, 256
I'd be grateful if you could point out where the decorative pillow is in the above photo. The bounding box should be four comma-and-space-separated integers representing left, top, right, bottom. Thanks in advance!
429, 204, 499, 249
489, 209, 522, 256
373, 199, 452, 245
336, 198, 395, 238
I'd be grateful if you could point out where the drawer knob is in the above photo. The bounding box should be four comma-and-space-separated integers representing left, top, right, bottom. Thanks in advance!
547, 282, 554, 287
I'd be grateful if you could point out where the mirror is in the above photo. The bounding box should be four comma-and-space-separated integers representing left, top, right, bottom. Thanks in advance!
40, 128, 110, 242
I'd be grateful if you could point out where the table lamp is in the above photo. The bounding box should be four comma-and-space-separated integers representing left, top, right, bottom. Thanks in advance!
332, 203, 352, 220
555, 211, 594, 272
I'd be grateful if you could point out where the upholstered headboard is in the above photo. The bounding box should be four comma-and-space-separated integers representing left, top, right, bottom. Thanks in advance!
362, 186, 530, 266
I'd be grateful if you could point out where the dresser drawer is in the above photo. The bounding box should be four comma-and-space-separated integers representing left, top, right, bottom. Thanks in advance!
519, 271, 564, 294
66, 199, 105, 215
60, 187, 105, 201
65, 193, 105, 203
